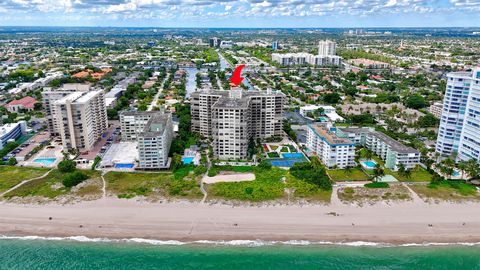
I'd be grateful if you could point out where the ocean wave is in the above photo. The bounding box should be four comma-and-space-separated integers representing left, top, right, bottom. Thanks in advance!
1, 235, 480, 248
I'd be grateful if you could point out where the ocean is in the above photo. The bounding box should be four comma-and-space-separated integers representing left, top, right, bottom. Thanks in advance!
1, 237, 480, 270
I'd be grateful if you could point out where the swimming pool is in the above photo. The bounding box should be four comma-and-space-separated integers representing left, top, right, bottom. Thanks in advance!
282, 152, 305, 159
115, 163, 135, 169
453, 169, 460, 177
182, 157, 194, 164
361, 160, 377, 169
33, 157, 57, 166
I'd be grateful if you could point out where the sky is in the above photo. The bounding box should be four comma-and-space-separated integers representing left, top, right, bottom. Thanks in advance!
0, 0, 479, 28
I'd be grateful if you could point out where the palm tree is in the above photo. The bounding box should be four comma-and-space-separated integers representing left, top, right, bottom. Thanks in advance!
398, 163, 407, 178
405, 169, 412, 179
373, 164, 385, 182
457, 161, 467, 179
465, 159, 479, 179
365, 150, 373, 160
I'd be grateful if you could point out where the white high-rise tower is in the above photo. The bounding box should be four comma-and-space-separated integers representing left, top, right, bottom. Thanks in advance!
318, 40, 337, 56
435, 71, 471, 157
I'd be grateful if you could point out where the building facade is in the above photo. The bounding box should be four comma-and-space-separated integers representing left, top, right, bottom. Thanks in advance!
190, 89, 285, 160
120, 111, 174, 169
137, 114, 173, 169
0, 121, 27, 150
42, 84, 91, 136
435, 72, 472, 157
306, 124, 355, 169
429, 102, 443, 118
52, 90, 107, 151
271, 53, 341, 67
457, 68, 480, 162
338, 127, 420, 171
318, 40, 337, 56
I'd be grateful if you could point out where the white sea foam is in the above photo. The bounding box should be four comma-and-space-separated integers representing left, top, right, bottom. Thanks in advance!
1, 235, 480, 248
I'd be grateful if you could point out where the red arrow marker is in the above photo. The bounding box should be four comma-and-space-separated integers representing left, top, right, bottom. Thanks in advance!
230, 64, 245, 86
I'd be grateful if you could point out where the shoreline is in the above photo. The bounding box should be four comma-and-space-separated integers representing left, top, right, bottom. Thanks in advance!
2, 198, 480, 245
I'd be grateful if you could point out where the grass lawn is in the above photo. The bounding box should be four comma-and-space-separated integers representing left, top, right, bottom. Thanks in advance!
280, 146, 289, 152
0, 166, 49, 193
207, 167, 286, 202
3, 169, 101, 199
410, 181, 480, 202
270, 145, 279, 151
105, 171, 202, 199
267, 152, 280, 158
286, 173, 331, 203
386, 167, 433, 182
327, 168, 369, 181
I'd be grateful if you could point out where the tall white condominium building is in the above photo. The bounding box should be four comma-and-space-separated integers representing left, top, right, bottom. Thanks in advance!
119, 111, 173, 169
52, 90, 107, 151
457, 68, 480, 162
306, 124, 355, 169
42, 83, 91, 136
271, 53, 341, 67
435, 71, 472, 157
318, 40, 337, 56
337, 127, 420, 171
190, 89, 285, 160
120, 111, 159, 141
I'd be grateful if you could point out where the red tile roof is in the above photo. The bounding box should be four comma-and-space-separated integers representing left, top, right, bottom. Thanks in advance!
6, 96, 37, 109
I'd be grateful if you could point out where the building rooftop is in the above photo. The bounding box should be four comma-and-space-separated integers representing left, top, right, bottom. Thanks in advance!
6, 96, 37, 109
139, 113, 171, 137
54, 92, 84, 104
0, 122, 24, 137
368, 130, 419, 154
309, 124, 354, 145
75, 90, 101, 104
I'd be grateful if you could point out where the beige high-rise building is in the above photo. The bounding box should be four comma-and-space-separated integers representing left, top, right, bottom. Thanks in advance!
52, 90, 108, 151
190, 89, 285, 160
42, 84, 91, 136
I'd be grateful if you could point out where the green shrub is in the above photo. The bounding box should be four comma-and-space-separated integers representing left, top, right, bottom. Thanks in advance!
364, 182, 390, 188
207, 168, 218, 177
258, 160, 272, 170
62, 171, 88, 188
194, 165, 207, 176
58, 159, 77, 173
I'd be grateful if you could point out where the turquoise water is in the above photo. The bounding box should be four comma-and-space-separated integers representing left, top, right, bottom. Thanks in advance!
32, 157, 56, 166
2, 239, 480, 270
281, 152, 305, 159
362, 160, 377, 169
182, 157, 194, 164
114, 163, 135, 169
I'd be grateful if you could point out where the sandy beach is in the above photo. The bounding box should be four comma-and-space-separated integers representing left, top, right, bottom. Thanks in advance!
2, 196, 480, 244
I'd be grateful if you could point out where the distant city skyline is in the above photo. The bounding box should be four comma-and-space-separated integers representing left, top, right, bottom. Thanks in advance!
0, 0, 479, 28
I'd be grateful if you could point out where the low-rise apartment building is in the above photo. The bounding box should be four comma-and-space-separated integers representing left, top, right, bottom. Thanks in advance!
338, 127, 420, 171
